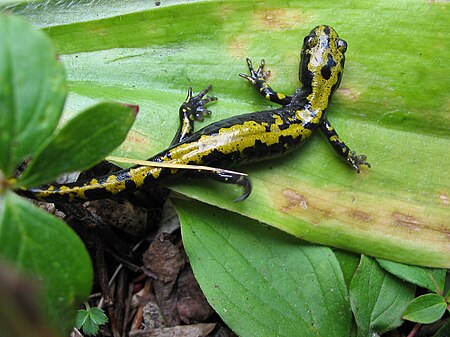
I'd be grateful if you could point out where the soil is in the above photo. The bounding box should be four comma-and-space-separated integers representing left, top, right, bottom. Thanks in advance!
48, 162, 237, 337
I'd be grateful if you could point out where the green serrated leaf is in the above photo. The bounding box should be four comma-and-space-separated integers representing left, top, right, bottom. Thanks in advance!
80, 317, 100, 336
402, 293, 447, 324
0, 14, 66, 176
75, 309, 89, 328
177, 199, 353, 337
0, 191, 93, 334
18, 102, 136, 187
88, 307, 108, 325
76, 307, 108, 336
377, 258, 447, 294
349, 256, 416, 337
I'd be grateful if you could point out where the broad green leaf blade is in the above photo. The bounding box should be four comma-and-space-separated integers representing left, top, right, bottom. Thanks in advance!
0, 191, 93, 334
377, 259, 447, 294
0, 14, 66, 176
402, 294, 447, 324
177, 199, 353, 337
10, 1, 450, 267
18, 102, 136, 187
349, 256, 415, 337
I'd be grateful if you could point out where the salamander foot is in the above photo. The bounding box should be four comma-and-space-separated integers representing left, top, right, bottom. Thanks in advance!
347, 152, 371, 173
239, 58, 270, 84
184, 85, 217, 122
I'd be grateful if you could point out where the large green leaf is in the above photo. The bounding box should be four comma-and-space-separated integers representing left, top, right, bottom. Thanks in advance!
18, 102, 136, 188
178, 199, 353, 337
349, 256, 416, 337
0, 14, 66, 176
377, 259, 447, 294
5, 1, 449, 267
0, 191, 93, 334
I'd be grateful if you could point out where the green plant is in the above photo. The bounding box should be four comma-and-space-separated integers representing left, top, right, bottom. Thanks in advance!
76, 303, 109, 336
378, 259, 449, 327
177, 200, 449, 337
0, 15, 136, 334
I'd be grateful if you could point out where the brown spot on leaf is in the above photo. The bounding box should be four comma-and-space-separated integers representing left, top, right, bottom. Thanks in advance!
253, 9, 310, 30
351, 210, 371, 222
392, 212, 421, 231
337, 87, 360, 102
439, 192, 449, 205
228, 36, 248, 59
118, 130, 153, 157
280, 189, 308, 213
125, 130, 150, 146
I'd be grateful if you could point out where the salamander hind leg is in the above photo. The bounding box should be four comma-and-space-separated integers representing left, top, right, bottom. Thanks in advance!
171, 85, 217, 145
239, 58, 292, 106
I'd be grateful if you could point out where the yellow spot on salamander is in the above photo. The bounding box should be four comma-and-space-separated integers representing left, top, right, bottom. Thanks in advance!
89, 179, 99, 186
57, 185, 86, 201
104, 175, 126, 195
129, 166, 162, 187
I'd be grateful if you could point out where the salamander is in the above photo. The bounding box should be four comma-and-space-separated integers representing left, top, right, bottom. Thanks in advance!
19, 25, 370, 202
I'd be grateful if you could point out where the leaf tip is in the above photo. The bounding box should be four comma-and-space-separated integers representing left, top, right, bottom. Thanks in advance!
122, 103, 139, 117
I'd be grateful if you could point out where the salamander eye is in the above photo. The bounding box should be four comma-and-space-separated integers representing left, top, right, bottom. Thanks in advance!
303, 35, 315, 47
336, 39, 347, 52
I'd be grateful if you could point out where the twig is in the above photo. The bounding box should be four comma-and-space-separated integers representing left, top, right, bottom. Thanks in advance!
407, 323, 422, 337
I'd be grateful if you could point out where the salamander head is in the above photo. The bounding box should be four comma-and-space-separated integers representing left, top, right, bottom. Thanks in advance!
299, 25, 347, 96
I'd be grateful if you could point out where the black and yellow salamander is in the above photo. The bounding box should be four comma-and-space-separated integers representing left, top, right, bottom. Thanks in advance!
19, 25, 370, 202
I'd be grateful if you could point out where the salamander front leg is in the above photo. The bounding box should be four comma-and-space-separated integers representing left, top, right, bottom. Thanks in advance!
320, 118, 370, 173
239, 58, 292, 106
170, 85, 217, 146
